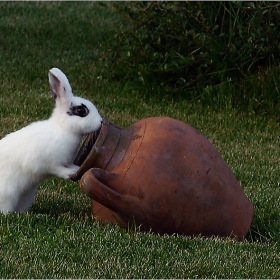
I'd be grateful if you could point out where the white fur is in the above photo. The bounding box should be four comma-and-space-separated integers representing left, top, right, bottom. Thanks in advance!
0, 68, 102, 214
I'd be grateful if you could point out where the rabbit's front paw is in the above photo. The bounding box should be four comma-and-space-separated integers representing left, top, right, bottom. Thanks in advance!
55, 165, 80, 180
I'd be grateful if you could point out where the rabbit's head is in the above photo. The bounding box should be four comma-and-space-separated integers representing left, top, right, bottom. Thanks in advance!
48, 68, 102, 135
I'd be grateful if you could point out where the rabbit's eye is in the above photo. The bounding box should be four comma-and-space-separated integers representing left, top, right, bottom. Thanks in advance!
71, 104, 89, 118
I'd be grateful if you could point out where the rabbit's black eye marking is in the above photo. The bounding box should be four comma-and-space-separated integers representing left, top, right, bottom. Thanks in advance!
69, 103, 89, 118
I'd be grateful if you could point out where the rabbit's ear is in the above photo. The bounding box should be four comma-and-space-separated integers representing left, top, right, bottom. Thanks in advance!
48, 68, 73, 101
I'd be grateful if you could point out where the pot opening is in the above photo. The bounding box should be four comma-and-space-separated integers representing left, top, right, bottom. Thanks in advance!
74, 127, 101, 167
71, 119, 121, 181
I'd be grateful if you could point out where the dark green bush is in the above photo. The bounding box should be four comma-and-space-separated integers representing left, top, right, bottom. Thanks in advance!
100, 1, 280, 95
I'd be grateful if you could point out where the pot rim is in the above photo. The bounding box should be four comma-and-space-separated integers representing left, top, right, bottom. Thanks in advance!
71, 118, 110, 181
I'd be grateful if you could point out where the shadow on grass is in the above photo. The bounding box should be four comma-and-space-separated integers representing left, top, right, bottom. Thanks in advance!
30, 196, 93, 221
30, 191, 280, 244
247, 220, 280, 244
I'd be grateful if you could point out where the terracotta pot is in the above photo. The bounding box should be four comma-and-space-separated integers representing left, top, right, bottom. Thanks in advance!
71, 117, 253, 240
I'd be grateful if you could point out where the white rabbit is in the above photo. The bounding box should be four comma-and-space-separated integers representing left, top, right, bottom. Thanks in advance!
0, 68, 102, 214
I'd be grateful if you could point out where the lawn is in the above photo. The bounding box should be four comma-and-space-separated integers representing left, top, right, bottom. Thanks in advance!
0, 2, 279, 278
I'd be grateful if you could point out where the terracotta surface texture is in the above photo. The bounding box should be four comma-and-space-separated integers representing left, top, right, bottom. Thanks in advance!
72, 117, 254, 240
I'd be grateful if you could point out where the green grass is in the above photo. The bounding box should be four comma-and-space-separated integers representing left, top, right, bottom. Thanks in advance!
0, 2, 280, 278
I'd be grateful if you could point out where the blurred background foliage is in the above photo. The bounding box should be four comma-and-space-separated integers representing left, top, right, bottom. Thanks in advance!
96, 1, 280, 114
